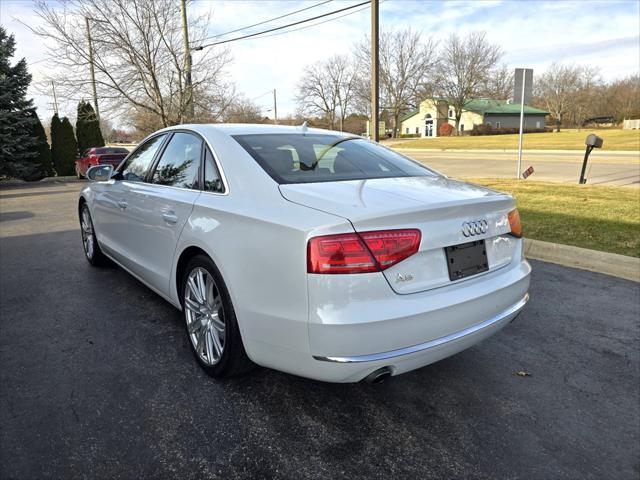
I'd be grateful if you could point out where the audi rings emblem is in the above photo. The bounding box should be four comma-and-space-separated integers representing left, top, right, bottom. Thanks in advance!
462, 219, 488, 237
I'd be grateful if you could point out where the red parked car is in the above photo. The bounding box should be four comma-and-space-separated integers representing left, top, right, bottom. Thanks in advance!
75, 147, 130, 179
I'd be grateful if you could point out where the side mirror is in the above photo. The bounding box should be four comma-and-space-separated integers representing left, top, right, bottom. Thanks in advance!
86, 164, 113, 182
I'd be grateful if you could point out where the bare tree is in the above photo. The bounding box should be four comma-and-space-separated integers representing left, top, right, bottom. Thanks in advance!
223, 96, 264, 124
535, 63, 583, 132
30, 0, 235, 128
296, 55, 357, 131
481, 64, 514, 99
434, 32, 502, 134
607, 75, 640, 122
355, 29, 438, 137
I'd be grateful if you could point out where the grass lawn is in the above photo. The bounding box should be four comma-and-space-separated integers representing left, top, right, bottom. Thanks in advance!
390, 129, 640, 151
464, 178, 640, 257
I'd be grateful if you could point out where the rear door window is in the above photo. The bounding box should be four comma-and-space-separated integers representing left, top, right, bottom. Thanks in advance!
150, 132, 202, 189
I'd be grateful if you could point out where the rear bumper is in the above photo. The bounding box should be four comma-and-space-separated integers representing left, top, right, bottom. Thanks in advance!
313, 293, 528, 364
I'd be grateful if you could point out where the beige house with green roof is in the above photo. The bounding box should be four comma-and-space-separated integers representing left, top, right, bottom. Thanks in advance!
400, 98, 548, 138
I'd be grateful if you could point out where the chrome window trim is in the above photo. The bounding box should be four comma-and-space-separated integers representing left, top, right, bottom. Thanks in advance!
312, 293, 529, 363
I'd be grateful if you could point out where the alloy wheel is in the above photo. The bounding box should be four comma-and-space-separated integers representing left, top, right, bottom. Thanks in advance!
184, 267, 225, 366
80, 207, 94, 260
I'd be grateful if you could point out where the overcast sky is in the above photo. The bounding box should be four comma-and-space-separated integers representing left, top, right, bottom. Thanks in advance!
2, 0, 639, 126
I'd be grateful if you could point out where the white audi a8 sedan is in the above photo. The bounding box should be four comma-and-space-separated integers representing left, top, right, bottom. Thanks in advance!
79, 124, 531, 383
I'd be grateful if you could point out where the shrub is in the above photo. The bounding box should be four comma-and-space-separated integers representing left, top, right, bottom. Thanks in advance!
51, 114, 78, 176
470, 124, 547, 136
438, 123, 454, 137
399, 133, 420, 138
76, 100, 104, 154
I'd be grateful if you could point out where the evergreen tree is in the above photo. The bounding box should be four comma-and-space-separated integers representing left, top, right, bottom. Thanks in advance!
55, 117, 78, 176
0, 27, 39, 179
27, 109, 54, 179
50, 113, 62, 174
76, 100, 104, 154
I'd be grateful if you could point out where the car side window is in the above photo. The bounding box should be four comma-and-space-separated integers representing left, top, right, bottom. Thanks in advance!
121, 134, 166, 182
151, 132, 202, 189
204, 147, 224, 193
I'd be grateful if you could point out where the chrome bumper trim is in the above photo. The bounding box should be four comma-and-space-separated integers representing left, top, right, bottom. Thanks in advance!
312, 293, 529, 363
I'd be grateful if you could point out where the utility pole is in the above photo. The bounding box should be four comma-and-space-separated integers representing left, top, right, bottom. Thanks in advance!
51, 80, 58, 115
370, 0, 379, 142
273, 89, 278, 125
180, 0, 195, 122
85, 17, 100, 123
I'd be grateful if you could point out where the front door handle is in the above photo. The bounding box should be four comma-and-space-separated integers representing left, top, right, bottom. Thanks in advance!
162, 213, 178, 224
117, 200, 128, 209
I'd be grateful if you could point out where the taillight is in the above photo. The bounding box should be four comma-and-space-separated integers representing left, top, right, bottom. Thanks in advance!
307, 229, 421, 274
89, 155, 99, 164
508, 209, 522, 237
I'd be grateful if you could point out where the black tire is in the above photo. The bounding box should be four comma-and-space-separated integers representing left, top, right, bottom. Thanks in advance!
79, 203, 108, 266
181, 254, 254, 378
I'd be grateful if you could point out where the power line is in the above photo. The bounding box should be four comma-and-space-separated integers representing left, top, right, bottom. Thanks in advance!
193, 1, 370, 50
196, 0, 333, 44
256, 1, 377, 40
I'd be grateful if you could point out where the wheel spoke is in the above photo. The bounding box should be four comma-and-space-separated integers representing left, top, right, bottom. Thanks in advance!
210, 314, 225, 333
196, 269, 207, 304
195, 329, 205, 355
187, 276, 204, 304
206, 276, 215, 308
205, 329, 217, 361
184, 296, 201, 313
210, 328, 222, 357
187, 317, 202, 334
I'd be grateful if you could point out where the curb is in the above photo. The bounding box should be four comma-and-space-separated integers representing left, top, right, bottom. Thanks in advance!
524, 238, 640, 282
391, 147, 640, 156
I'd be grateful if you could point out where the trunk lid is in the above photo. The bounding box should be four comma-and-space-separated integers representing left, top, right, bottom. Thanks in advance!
281, 176, 518, 294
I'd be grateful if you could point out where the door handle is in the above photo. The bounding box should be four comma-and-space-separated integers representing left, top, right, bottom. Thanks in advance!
162, 213, 178, 224
117, 200, 128, 209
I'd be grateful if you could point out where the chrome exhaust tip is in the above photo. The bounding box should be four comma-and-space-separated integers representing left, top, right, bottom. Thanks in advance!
364, 366, 392, 385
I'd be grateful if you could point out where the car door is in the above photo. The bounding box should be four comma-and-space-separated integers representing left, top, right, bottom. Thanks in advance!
124, 131, 203, 294
91, 133, 168, 271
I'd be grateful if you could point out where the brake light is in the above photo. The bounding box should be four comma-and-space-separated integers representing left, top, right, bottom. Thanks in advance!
307, 229, 421, 274
89, 155, 99, 164
508, 209, 522, 237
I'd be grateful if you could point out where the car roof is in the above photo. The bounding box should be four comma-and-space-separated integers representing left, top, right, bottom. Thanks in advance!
156, 123, 356, 138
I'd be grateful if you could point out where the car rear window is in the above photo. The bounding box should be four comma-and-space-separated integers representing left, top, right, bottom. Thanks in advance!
232, 134, 437, 184
95, 147, 129, 154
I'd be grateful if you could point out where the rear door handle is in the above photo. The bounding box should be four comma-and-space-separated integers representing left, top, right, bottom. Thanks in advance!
162, 213, 178, 224
117, 200, 128, 209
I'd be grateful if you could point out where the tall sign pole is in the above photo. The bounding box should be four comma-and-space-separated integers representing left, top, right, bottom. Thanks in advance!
516, 69, 526, 178
514, 68, 533, 178
180, 0, 195, 122
85, 17, 100, 123
370, 0, 379, 142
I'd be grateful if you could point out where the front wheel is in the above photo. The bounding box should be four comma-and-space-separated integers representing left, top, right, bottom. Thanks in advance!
181, 255, 253, 378
80, 203, 107, 266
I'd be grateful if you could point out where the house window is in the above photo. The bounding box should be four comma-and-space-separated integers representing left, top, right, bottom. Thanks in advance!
415, 127, 419, 135
496, 122, 501, 129
486, 122, 491, 127
460, 124, 465, 132
449, 109, 453, 118
536, 121, 541, 129
406, 127, 409, 134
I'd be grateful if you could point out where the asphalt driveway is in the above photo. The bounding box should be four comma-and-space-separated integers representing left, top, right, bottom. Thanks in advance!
1, 181, 638, 479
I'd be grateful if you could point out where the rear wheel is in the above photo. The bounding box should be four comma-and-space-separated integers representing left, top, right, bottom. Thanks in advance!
80, 203, 107, 266
181, 255, 253, 378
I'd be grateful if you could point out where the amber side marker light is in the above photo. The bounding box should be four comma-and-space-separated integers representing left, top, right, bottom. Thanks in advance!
508, 208, 522, 238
